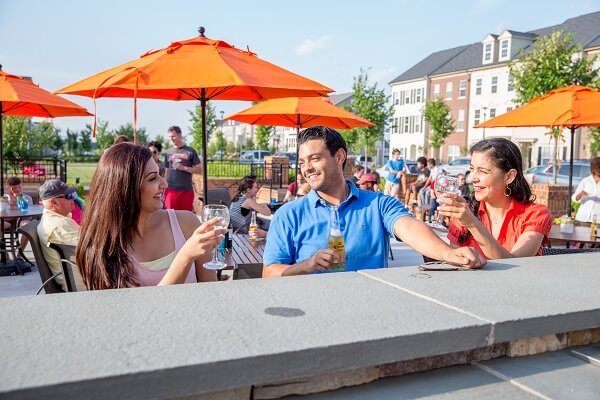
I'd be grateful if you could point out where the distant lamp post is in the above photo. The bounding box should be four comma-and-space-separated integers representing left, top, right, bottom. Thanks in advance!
219, 110, 224, 159
482, 106, 488, 140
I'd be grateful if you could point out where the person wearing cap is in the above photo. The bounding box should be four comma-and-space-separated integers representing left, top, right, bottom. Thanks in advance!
356, 173, 377, 192
37, 179, 85, 291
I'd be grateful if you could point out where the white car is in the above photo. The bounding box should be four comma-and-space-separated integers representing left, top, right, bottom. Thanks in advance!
439, 157, 471, 178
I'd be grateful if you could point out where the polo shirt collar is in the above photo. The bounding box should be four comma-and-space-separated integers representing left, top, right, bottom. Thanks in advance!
307, 180, 357, 208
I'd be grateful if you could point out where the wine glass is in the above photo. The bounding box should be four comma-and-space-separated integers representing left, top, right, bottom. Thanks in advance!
432, 174, 460, 229
202, 204, 230, 270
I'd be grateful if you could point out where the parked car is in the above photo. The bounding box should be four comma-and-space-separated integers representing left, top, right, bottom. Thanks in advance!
239, 150, 272, 164
524, 160, 590, 187
439, 157, 471, 178
274, 151, 297, 168
22, 164, 46, 177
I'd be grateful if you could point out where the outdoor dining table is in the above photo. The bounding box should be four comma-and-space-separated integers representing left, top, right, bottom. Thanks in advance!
548, 224, 600, 248
217, 233, 265, 280
0, 204, 44, 275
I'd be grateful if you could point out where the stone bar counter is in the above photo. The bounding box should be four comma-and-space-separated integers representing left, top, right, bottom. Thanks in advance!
1, 253, 599, 399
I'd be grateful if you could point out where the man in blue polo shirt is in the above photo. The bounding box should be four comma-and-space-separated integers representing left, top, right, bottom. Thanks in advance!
262, 126, 485, 277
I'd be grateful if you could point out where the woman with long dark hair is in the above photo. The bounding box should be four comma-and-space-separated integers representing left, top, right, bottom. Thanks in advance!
77, 143, 225, 290
438, 138, 551, 259
229, 176, 271, 238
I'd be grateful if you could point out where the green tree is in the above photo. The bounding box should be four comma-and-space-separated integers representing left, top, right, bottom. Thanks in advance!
422, 98, 455, 159
244, 138, 255, 150
189, 101, 217, 151
1, 117, 57, 173
65, 128, 79, 155
214, 131, 227, 155
509, 30, 600, 181
151, 134, 168, 150
94, 121, 113, 153
79, 126, 93, 154
343, 69, 393, 164
255, 125, 273, 150
112, 123, 148, 145
590, 128, 600, 156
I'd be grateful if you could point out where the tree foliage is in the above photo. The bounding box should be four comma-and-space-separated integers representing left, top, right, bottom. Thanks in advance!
590, 128, 600, 156
509, 30, 600, 180
2, 117, 57, 160
342, 69, 392, 159
189, 101, 217, 151
422, 97, 455, 158
509, 30, 599, 104
113, 123, 148, 145
255, 125, 274, 150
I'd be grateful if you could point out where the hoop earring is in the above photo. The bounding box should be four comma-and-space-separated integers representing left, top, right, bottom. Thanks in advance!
504, 185, 512, 197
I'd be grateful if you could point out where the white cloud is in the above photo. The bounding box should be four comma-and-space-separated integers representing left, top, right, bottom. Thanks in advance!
370, 67, 398, 84
294, 35, 333, 56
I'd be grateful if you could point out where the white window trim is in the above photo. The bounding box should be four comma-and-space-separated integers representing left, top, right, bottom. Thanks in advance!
458, 80, 467, 98
483, 42, 494, 64
499, 39, 510, 61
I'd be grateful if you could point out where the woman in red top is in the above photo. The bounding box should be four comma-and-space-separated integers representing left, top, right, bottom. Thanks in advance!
438, 138, 551, 259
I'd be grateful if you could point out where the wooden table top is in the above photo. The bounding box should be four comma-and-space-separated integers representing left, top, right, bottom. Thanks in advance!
221, 233, 266, 269
548, 224, 600, 245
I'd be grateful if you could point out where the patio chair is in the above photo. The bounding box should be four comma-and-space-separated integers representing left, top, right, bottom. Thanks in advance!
541, 247, 600, 256
199, 188, 232, 208
233, 263, 263, 280
16, 220, 63, 294
47, 242, 80, 292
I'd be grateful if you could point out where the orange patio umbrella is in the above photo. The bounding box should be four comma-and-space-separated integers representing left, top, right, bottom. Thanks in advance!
0, 66, 92, 195
56, 28, 333, 202
476, 84, 600, 216
225, 96, 375, 179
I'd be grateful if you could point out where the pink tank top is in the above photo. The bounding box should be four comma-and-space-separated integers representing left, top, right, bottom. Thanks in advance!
130, 209, 197, 286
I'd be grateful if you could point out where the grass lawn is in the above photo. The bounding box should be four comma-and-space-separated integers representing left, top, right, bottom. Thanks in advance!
67, 163, 97, 187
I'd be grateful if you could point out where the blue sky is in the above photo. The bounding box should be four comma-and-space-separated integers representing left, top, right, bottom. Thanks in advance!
1, 0, 599, 141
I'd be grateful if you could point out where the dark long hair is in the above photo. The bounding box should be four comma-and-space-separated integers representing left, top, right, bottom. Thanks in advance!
233, 176, 257, 202
76, 143, 152, 289
458, 138, 534, 244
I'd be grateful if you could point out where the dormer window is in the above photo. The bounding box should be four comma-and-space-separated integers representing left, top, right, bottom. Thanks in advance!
484, 43, 493, 63
500, 39, 509, 60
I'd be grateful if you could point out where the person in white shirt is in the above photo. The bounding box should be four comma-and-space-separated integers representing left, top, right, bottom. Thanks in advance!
572, 157, 600, 223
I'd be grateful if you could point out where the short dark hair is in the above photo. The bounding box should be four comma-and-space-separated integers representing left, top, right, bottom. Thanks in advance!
417, 156, 427, 165
353, 165, 364, 172
591, 156, 600, 175
7, 176, 21, 186
427, 158, 436, 166
148, 141, 162, 153
298, 126, 348, 168
168, 126, 182, 135
113, 135, 130, 145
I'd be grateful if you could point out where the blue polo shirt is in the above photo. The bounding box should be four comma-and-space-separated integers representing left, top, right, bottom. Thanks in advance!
263, 181, 411, 272
386, 159, 406, 184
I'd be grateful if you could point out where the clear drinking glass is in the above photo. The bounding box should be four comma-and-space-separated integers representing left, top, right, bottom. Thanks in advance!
202, 204, 230, 270
432, 174, 460, 229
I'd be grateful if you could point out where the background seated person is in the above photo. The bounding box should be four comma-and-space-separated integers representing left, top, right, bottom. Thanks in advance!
438, 138, 552, 259
296, 182, 312, 198
263, 126, 486, 278
404, 157, 429, 206
356, 173, 377, 192
5, 176, 34, 261
37, 179, 86, 291
77, 143, 223, 289
283, 173, 306, 202
230, 176, 271, 238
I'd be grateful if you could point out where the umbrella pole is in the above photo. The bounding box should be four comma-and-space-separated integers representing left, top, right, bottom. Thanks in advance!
0, 103, 4, 196
568, 126, 575, 218
295, 120, 300, 189
201, 91, 209, 207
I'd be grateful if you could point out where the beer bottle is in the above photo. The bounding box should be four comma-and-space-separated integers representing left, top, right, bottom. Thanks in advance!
249, 210, 258, 240
591, 215, 598, 240
328, 206, 346, 271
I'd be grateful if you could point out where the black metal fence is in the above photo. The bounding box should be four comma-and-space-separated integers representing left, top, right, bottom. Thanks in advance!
3, 157, 67, 185
206, 161, 293, 188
